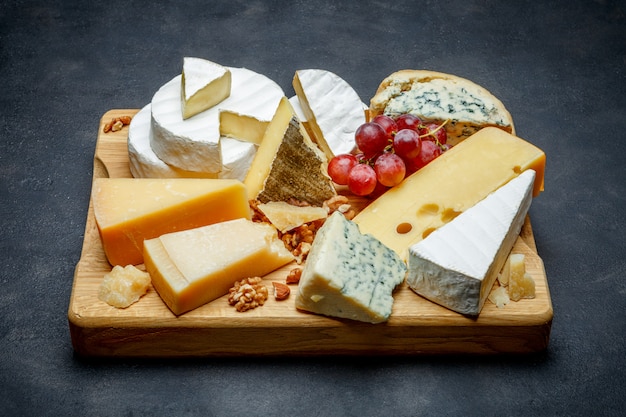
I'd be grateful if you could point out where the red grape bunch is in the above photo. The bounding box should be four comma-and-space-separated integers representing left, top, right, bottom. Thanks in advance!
327, 114, 450, 196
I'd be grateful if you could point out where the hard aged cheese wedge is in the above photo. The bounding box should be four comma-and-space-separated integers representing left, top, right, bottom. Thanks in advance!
369, 70, 515, 146
181, 57, 231, 119
244, 96, 337, 206
144, 218, 294, 315
295, 211, 407, 324
128, 104, 257, 181
406, 170, 536, 316
256, 201, 328, 233
150, 67, 283, 173
505, 254, 536, 301
92, 178, 250, 266
352, 127, 545, 260
292, 69, 365, 159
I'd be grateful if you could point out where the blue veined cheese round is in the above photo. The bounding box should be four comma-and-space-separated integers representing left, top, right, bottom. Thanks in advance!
150, 67, 284, 173
128, 104, 257, 181
369, 70, 515, 146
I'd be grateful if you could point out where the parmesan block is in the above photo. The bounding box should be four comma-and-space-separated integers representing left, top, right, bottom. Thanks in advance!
353, 127, 545, 260
144, 219, 294, 315
506, 254, 536, 301
98, 265, 151, 308
92, 178, 250, 266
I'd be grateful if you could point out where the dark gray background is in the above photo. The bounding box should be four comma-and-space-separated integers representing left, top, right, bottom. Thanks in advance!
1, 1, 625, 416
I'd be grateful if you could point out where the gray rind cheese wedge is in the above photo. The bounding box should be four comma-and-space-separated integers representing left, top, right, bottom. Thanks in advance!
369, 70, 515, 146
244, 97, 337, 206
406, 169, 536, 316
295, 211, 407, 324
293, 69, 365, 159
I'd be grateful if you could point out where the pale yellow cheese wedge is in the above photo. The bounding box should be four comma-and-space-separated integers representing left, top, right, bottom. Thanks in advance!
92, 178, 250, 266
144, 218, 294, 315
256, 201, 328, 233
181, 57, 231, 119
352, 127, 545, 259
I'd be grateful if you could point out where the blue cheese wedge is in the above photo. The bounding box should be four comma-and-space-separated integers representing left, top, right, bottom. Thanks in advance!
295, 211, 407, 324
406, 169, 536, 316
369, 70, 515, 146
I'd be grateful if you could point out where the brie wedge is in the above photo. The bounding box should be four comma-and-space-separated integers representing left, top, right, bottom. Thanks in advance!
406, 169, 536, 316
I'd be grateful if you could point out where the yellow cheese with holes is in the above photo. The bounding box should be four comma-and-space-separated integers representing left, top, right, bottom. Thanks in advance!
143, 218, 294, 315
353, 127, 545, 259
92, 178, 250, 266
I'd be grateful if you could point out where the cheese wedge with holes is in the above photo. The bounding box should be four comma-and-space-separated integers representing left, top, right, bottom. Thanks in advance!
150, 67, 284, 173
352, 127, 545, 260
406, 170, 535, 316
181, 57, 231, 119
369, 70, 514, 146
293, 69, 365, 159
144, 218, 294, 315
92, 178, 250, 266
244, 97, 337, 206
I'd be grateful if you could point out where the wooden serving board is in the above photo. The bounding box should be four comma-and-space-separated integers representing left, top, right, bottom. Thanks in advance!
68, 109, 553, 357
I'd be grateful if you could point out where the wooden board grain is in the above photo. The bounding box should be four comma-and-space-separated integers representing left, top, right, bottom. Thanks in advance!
68, 109, 553, 357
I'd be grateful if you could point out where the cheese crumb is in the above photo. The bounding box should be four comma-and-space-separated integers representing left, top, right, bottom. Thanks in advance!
509, 272, 536, 301
488, 286, 510, 308
98, 265, 151, 308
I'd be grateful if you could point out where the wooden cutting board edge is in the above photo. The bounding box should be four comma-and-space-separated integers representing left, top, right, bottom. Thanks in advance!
67, 109, 553, 358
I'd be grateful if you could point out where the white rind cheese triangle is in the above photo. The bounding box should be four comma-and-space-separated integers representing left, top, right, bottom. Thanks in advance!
150, 67, 284, 173
181, 57, 231, 119
295, 211, 407, 324
406, 169, 536, 316
293, 69, 365, 159
128, 104, 257, 181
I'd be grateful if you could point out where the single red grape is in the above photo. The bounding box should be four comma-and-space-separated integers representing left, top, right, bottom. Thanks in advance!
419, 122, 447, 145
372, 115, 398, 138
327, 154, 358, 185
374, 152, 406, 187
406, 140, 442, 173
355, 122, 389, 157
393, 128, 422, 160
347, 163, 378, 196
395, 114, 422, 132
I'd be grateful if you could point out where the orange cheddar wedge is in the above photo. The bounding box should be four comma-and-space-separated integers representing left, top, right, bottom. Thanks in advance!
92, 178, 250, 266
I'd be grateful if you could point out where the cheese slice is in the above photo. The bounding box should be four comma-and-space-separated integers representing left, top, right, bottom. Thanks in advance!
293, 69, 365, 159
406, 170, 536, 316
295, 211, 406, 324
244, 96, 337, 206
144, 218, 294, 315
92, 178, 250, 266
352, 127, 545, 260
369, 70, 515, 146
150, 67, 284, 173
256, 201, 328, 233
128, 104, 257, 181
181, 57, 231, 119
